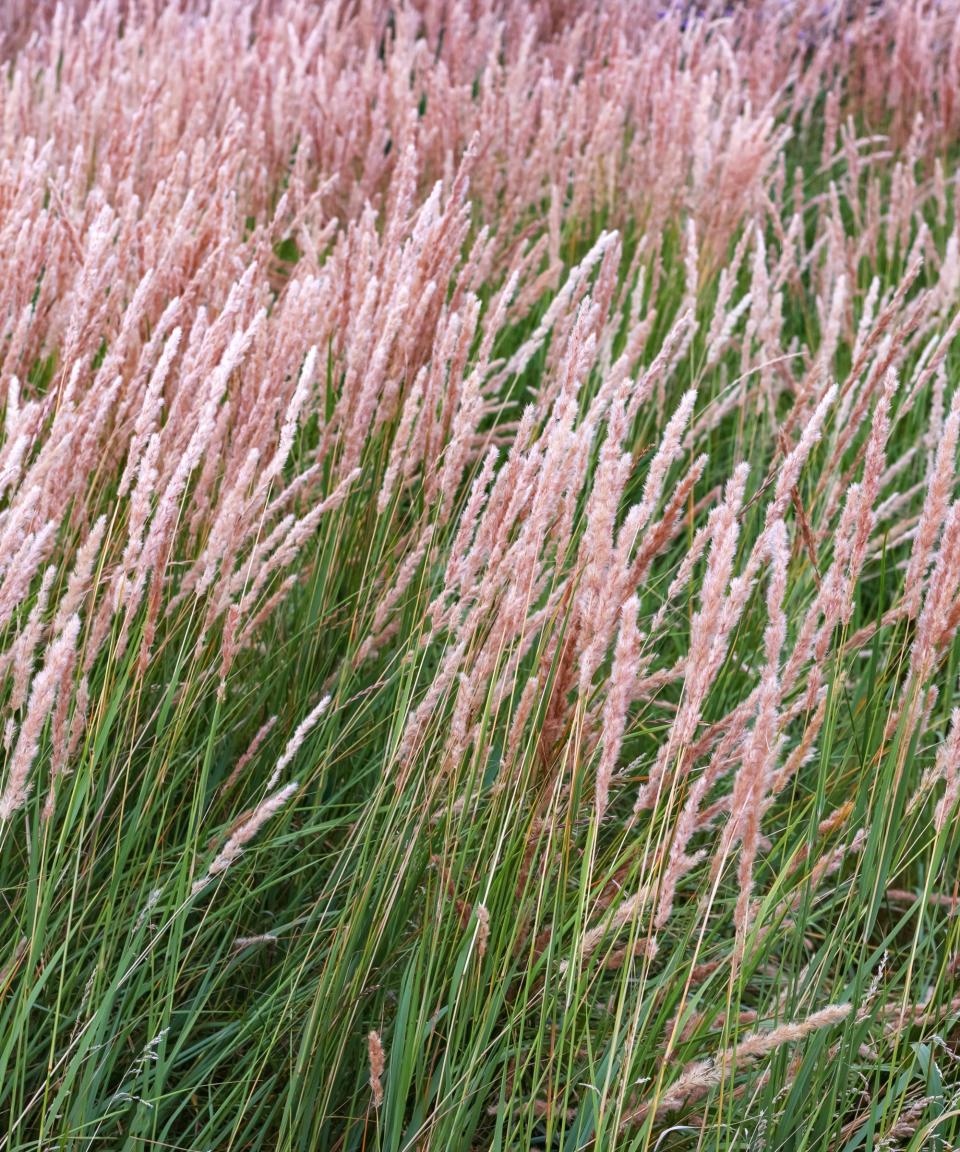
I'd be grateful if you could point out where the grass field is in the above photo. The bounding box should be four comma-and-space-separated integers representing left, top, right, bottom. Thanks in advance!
1, 2, 960, 1149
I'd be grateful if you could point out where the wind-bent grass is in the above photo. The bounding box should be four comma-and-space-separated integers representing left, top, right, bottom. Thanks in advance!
1, 2, 960, 1150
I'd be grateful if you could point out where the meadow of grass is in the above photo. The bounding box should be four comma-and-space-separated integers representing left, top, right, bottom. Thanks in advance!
1, 1, 960, 1149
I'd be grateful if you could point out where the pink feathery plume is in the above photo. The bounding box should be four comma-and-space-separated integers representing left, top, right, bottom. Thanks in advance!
596, 596, 641, 820
0, 615, 81, 822
192, 782, 299, 897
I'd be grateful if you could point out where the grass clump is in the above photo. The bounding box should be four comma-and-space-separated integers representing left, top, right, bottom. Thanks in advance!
2, 2, 960, 1150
